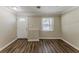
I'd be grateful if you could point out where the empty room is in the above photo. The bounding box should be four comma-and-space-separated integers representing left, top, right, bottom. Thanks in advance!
0, 6, 79, 53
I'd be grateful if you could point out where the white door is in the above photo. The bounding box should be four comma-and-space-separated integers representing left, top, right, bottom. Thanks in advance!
17, 17, 28, 38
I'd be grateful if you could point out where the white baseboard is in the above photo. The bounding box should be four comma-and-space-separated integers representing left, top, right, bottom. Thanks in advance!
28, 39, 39, 41
27, 37, 62, 41
40, 37, 62, 39
62, 39, 79, 50
0, 38, 17, 51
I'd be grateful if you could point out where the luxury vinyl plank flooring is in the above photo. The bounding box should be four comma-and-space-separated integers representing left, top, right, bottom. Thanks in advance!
0, 39, 79, 53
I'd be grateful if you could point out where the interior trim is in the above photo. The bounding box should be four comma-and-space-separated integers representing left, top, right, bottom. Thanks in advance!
0, 38, 17, 51
28, 39, 39, 41
62, 39, 79, 50
40, 37, 62, 39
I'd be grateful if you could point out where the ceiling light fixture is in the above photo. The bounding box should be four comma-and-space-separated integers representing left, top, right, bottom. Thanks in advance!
36, 6, 41, 9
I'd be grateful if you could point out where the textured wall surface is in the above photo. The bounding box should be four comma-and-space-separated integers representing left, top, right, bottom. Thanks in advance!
61, 8, 79, 49
27, 16, 62, 40
27, 16, 41, 40
0, 7, 17, 49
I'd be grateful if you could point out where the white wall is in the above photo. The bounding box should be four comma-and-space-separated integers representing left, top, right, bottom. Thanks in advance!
27, 16, 61, 40
0, 7, 17, 50
28, 16, 41, 30
27, 16, 41, 41
61, 8, 79, 49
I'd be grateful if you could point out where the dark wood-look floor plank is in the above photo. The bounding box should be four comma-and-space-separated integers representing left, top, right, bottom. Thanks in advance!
0, 39, 79, 53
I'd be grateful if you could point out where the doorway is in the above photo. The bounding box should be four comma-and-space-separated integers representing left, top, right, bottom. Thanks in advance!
17, 17, 28, 38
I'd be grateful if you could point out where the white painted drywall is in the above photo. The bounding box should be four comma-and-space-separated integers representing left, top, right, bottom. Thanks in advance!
27, 16, 62, 39
0, 7, 17, 49
61, 8, 79, 49
27, 16, 41, 41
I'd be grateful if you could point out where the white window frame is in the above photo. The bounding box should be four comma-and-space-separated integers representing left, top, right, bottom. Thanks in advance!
41, 17, 54, 31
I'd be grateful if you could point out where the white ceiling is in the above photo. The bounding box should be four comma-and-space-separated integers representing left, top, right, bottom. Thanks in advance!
9, 6, 79, 16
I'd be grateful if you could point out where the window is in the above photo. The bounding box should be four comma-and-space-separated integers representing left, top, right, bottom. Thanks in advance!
42, 17, 54, 31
